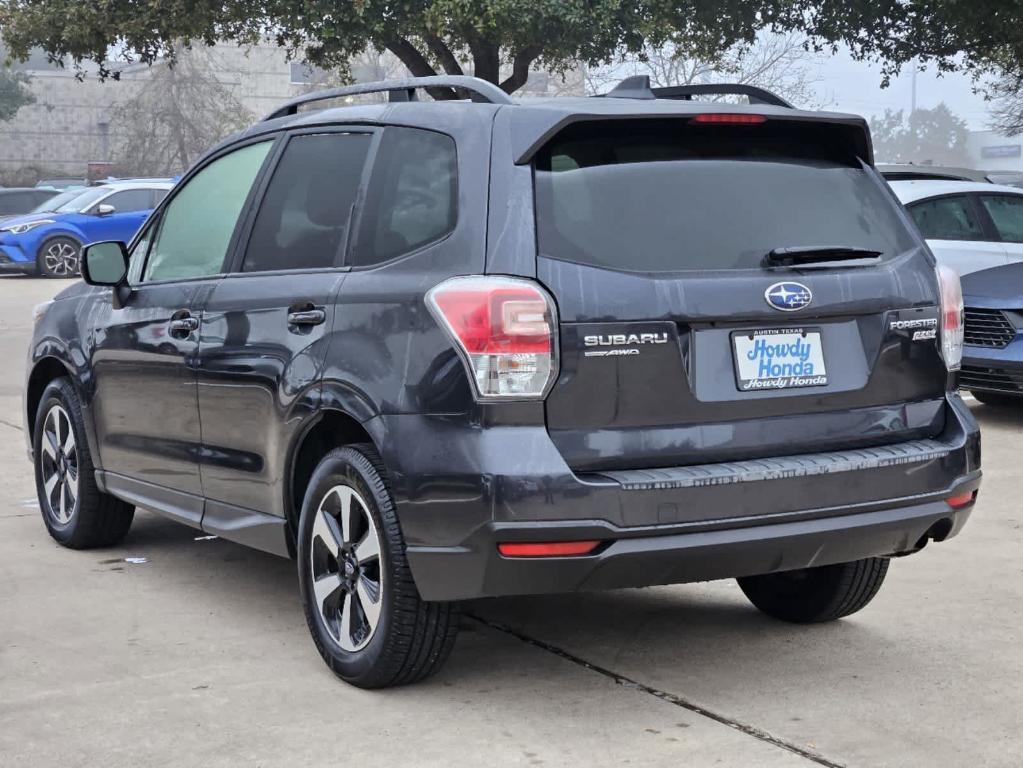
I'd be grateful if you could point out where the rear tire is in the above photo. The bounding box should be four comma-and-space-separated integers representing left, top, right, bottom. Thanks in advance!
737, 558, 889, 623
970, 390, 1020, 407
36, 236, 81, 278
33, 378, 135, 548
297, 444, 459, 688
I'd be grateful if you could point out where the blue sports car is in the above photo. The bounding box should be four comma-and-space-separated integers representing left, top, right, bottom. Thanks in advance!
0, 180, 172, 278
960, 261, 1023, 405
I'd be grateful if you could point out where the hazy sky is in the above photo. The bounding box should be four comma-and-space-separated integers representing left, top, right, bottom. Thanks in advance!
809, 47, 994, 131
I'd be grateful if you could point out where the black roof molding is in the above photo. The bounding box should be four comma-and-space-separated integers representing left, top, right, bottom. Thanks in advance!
263, 75, 514, 121
600, 76, 794, 108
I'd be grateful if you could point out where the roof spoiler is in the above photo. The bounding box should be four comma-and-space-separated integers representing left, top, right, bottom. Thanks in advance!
602, 75, 794, 108
263, 75, 513, 121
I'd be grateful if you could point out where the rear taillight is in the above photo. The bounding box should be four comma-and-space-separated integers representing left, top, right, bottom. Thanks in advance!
937, 265, 964, 371
427, 276, 559, 400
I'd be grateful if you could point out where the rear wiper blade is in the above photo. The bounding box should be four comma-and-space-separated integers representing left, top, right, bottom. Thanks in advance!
764, 246, 883, 268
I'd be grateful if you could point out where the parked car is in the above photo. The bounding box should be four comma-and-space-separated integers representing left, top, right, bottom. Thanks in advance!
0, 181, 172, 277
35, 178, 87, 191
958, 262, 1023, 405
879, 164, 999, 183
25, 75, 980, 689
890, 180, 1023, 276
0, 187, 60, 222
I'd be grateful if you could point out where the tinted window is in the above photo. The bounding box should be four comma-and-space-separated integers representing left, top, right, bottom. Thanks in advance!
242, 132, 371, 272
909, 196, 985, 241
351, 127, 457, 267
980, 195, 1023, 243
0, 192, 34, 214
101, 189, 153, 213
143, 141, 271, 283
534, 121, 914, 272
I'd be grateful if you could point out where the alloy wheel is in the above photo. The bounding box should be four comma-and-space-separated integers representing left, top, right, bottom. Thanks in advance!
308, 484, 384, 652
39, 405, 79, 524
43, 240, 80, 277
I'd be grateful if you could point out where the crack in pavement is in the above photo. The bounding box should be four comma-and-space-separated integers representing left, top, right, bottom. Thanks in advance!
0, 418, 22, 432
468, 614, 846, 768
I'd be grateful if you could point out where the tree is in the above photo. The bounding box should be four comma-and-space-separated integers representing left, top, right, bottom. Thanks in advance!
111, 45, 253, 175
987, 74, 1023, 137
2, 2, 1023, 96
0, 67, 33, 121
869, 104, 970, 166
583, 33, 822, 107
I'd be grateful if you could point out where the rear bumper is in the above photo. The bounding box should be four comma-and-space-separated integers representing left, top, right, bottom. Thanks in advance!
371, 395, 980, 601
407, 485, 978, 600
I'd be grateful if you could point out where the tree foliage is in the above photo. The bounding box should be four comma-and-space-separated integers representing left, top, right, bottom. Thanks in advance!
2, 1, 1023, 94
0, 66, 33, 121
869, 104, 970, 166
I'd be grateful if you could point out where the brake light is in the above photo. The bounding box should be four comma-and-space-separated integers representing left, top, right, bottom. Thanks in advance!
427, 276, 558, 400
937, 265, 964, 371
689, 114, 768, 125
498, 541, 601, 557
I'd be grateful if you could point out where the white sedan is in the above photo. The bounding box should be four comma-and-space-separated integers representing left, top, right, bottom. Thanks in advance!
889, 180, 1023, 276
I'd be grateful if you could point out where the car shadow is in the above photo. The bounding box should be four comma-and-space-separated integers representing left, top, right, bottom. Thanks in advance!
114, 511, 892, 694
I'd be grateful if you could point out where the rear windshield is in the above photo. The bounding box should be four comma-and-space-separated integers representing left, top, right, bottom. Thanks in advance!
534, 120, 916, 272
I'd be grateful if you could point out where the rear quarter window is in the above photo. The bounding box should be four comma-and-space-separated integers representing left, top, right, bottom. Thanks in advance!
350, 127, 457, 267
534, 120, 916, 272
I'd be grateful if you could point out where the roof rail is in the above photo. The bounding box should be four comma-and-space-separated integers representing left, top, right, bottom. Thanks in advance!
602, 75, 794, 109
263, 75, 514, 121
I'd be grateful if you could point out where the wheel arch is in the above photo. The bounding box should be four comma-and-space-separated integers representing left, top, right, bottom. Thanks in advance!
25, 354, 75, 440
286, 407, 380, 542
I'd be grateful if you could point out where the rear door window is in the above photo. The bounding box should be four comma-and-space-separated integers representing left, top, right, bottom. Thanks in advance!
241, 132, 372, 272
350, 127, 457, 267
534, 120, 915, 272
909, 196, 985, 241
979, 195, 1023, 243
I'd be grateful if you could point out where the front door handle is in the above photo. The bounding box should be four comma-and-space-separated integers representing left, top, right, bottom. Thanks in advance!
169, 312, 199, 338
287, 307, 326, 327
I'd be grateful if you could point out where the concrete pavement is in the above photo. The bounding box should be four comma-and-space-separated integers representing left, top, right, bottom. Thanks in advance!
1, 275, 1019, 767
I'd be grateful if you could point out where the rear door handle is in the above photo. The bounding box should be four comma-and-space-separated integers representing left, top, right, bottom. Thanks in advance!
287, 308, 326, 327
169, 312, 199, 338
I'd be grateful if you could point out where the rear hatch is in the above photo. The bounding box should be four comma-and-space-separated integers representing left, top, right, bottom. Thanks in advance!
532, 116, 948, 472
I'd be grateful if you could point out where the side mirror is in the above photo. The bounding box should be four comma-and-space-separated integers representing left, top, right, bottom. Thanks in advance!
96, 203, 116, 216
81, 241, 129, 287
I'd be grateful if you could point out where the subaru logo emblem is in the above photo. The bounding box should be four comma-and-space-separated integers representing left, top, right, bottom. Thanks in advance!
765, 282, 813, 312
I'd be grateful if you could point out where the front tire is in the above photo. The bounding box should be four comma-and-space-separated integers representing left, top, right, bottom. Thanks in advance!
33, 378, 134, 548
297, 445, 459, 688
36, 236, 81, 278
737, 558, 889, 623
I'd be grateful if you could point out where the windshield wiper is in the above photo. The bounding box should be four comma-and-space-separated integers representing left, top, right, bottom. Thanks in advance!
764, 246, 883, 268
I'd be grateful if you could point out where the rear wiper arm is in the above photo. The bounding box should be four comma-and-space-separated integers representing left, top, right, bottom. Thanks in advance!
764, 246, 883, 268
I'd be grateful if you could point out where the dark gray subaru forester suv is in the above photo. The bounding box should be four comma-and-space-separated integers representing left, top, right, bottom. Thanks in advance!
24, 75, 981, 688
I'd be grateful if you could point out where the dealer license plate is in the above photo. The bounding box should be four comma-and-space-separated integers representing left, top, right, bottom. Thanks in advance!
732, 329, 828, 391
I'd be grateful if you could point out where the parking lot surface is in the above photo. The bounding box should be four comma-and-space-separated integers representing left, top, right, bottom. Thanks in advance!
1, 276, 1020, 767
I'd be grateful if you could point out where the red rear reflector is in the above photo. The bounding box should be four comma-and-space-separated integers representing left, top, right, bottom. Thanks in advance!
946, 492, 975, 509
689, 113, 768, 125
498, 541, 601, 558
